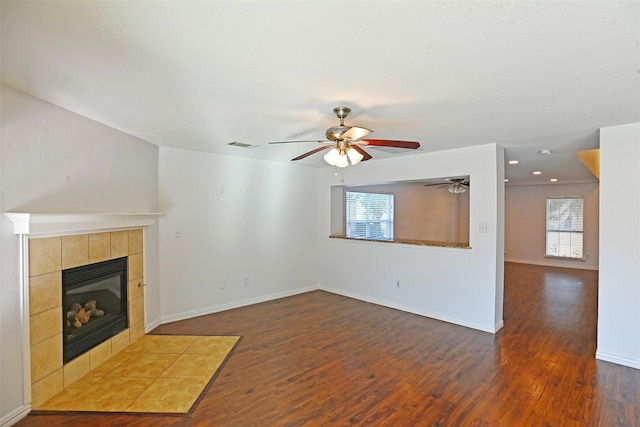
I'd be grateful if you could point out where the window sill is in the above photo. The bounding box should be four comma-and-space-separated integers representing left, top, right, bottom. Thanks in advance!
544, 255, 586, 262
329, 235, 471, 250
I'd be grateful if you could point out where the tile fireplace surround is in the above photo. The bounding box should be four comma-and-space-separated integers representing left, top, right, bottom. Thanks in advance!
5, 212, 160, 410
29, 229, 145, 407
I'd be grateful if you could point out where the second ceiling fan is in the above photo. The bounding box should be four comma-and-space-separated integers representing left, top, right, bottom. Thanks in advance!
269, 107, 421, 167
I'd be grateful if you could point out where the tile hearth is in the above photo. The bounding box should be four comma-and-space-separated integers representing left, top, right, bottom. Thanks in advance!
34, 335, 240, 414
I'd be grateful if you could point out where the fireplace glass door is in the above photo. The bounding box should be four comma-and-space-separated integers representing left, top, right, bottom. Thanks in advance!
63, 257, 128, 363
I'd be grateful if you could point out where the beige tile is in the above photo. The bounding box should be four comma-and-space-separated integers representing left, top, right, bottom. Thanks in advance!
162, 353, 225, 379
110, 231, 129, 259
111, 329, 130, 355
129, 296, 144, 326
29, 237, 61, 277
31, 334, 63, 383
122, 334, 152, 353
187, 336, 240, 355
29, 271, 61, 315
89, 350, 134, 376
88, 232, 111, 263
136, 335, 198, 354
37, 376, 102, 411
30, 307, 62, 346
89, 339, 112, 370
61, 234, 89, 269
63, 352, 91, 387
127, 376, 210, 413
129, 322, 145, 343
128, 253, 143, 281
31, 368, 63, 408
128, 278, 144, 302
107, 353, 179, 378
129, 229, 143, 255
53, 376, 155, 412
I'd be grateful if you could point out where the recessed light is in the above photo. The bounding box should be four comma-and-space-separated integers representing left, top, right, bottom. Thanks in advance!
508, 160, 519, 164
533, 171, 542, 175
539, 149, 552, 155
550, 178, 558, 182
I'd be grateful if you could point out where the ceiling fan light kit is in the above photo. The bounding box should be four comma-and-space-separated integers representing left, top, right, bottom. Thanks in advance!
424, 177, 470, 194
322, 140, 364, 168
269, 106, 420, 167
448, 183, 467, 194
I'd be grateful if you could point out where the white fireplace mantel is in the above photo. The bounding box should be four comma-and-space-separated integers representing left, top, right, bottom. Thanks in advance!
5, 212, 162, 237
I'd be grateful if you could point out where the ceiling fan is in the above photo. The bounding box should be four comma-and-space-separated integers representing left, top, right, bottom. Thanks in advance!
269, 107, 420, 167
424, 178, 470, 194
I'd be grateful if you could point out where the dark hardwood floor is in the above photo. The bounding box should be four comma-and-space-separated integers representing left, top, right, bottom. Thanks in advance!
17, 263, 640, 426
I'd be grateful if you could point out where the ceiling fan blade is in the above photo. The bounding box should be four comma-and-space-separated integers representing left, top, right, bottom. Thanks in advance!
359, 139, 420, 149
269, 140, 328, 144
291, 145, 332, 161
423, 182, 448, 187
349, 144, 372, 161
342, 126, 372, 141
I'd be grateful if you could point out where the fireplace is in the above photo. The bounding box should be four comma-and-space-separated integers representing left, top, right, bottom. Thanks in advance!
63, 257, 128, 363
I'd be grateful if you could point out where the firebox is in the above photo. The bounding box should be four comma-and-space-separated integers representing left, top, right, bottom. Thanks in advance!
62, 257, 128, 363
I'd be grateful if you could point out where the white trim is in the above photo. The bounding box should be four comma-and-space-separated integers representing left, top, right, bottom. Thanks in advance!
505, 258, 598, 271
19, 236, 31, 407
145, 317, 162, 334
4, 212, 162, 237
596, 350, 640, 370
320, 286, 501, 334
159, 286, 318, 325
0, 404, 31, 427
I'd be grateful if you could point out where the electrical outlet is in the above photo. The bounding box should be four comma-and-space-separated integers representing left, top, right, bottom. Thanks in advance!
174, 229, 182, 238
396, 280, 400, 288
243, 276, 249, 286
219, 186, 225, 194
219, 280, 226, 289
479, 223, 489, 233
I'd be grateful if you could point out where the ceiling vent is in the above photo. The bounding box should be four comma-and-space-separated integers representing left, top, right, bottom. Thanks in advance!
228, 141, 257, 149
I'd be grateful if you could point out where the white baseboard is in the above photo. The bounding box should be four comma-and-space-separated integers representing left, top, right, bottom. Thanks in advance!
505, 258, 598, 271
0, 405, 30, 427
145, 317, 161, 334
158, 286, 318, 326
320, 286, 501, 334
596, 350, 640, 369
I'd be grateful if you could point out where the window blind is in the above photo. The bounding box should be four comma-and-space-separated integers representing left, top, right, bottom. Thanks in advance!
546, 197, 584, 259
345, 191, 394, 241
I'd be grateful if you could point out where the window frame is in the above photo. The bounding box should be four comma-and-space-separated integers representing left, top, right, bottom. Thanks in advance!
345, 190, 395, 242
545, 197, 584, 260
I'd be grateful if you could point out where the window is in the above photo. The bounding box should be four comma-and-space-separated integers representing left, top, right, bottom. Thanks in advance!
345, 191, 394, 241
546, 197, 584, 259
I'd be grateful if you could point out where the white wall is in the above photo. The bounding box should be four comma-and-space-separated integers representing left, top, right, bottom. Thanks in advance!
597, 122, 640, 369
505, 182, 599, 270
0, 85, 159, 424
318, 144, 505, 333
157, 147, 322, 322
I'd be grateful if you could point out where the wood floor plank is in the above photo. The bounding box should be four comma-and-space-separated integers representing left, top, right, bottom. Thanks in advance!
16, 263, 640, 426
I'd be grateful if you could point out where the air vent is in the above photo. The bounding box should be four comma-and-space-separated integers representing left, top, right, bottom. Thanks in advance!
228, 141, 256, 149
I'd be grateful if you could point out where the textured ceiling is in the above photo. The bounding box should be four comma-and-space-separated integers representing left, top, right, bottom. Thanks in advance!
2, 1, 639, 185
